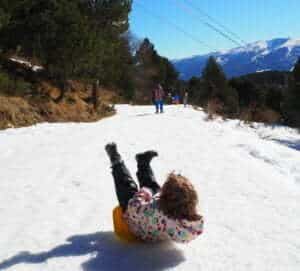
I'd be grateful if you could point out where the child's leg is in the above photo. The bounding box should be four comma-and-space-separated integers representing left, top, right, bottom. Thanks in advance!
155, 101, 159, 113
136, 151, 161, 194
106, 143, 138, 210
137, 164, 161, 194
111, 162, 138, 210
159, 101, 164, 113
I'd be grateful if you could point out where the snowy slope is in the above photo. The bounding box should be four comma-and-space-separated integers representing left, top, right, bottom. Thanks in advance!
0, 105, 300, 271
173, 37, 300, 79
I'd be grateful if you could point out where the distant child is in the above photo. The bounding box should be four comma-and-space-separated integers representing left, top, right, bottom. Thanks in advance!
105, 143, 204, 243
167, 92, 172, 104
173, 93, 180, 104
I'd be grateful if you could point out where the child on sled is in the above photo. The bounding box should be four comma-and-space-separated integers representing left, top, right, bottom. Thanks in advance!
105, 143, 204, 243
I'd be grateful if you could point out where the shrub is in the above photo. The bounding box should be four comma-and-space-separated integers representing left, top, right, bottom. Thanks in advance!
253, 108, 282, 123
206, 98, 224, 120
0, 71, 32, 96
0, 71, 12, 92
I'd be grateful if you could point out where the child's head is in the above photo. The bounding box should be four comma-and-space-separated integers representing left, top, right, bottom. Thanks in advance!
159, 173, 200, 221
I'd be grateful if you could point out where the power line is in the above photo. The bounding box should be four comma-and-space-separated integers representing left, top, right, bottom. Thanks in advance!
182, 0, 247, 45
171, 0, 244, 47
134, 1, 217, 52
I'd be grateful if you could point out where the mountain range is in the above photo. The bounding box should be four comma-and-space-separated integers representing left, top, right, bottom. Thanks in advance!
172, 38, 300, 80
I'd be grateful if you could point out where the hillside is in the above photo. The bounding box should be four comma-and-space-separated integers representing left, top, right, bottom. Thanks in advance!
173, 38, 300, 79
0, 56, 118, 129
0, 105, 299, 271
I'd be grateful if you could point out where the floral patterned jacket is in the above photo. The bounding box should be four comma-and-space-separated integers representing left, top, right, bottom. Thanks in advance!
123, 188, 204, 243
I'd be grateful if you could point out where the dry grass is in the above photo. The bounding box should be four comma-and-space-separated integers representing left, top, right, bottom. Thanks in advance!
239, 107, 282, 124
206, 98, 224, 120
0, 81, 116, 130
253, 108, 282, 123
0, 96, 43, 129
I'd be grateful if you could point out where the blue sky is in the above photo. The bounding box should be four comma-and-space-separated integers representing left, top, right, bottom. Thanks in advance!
129, 0, 299, 59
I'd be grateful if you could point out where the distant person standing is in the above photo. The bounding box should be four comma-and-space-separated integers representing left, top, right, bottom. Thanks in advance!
173, 93, 180, 104
183, 91, 189, 107
152, 84, 165, 113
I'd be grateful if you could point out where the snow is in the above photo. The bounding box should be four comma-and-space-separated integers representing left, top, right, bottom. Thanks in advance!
225, 38, 300, 57
0, 105, 300, 271
256, 69, 271, 73
220, 40, 268, 56
216, 56, 228, 65
9, 57, 44, 72
280, 38, 300, 52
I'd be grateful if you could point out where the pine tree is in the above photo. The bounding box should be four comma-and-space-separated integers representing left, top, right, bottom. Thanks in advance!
201, 56, 239, 116
0, 8, 6, 29
0, 1, 18, 40
202, 56, 227, 93
229, 78, 262, 108
0, 1, 16, 29
187, 77, 201, 101
294, 58, 300, 79
134, 38, 178, 102
0, 0, 133, 96
282, 58, 300, 127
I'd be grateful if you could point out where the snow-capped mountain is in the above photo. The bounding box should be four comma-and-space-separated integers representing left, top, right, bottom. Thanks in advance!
173, 38, 300, 80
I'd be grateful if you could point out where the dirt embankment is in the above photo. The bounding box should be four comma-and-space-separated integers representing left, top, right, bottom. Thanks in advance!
0, 81, 118, 130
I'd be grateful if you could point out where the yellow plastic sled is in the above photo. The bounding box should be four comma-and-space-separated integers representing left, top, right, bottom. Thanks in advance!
113, 206, 141, 243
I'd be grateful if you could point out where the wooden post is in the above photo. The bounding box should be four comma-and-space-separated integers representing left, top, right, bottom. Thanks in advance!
92, 79, 100, 110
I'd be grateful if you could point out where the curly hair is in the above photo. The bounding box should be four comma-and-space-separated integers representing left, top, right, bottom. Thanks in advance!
158, 173, 201, 221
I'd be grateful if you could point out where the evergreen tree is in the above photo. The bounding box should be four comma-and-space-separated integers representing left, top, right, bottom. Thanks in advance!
115, 35, 135, 100
229, 78, 262, 108
134, 38, 178, 102
0, 1, 13, 25
0, 0, 133, 94
133, 38, 155, 102
136, 38, 155, 66
187, 76, 203, 103
265, 87, 283, 113
77, 0, 133, 86
0, 8, 7, 30
0, 1, 18, 39
202, 56, 227, 94
293, 58, 300, 81
282, 58, 300, 127
200, 56, 226, 105
201, 56, 239, 116
159, 57, 178, 91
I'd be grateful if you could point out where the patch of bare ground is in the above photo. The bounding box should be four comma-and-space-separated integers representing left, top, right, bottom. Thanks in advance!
0, 81, 117, 130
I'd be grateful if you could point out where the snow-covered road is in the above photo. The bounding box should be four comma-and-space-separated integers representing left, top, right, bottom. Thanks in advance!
0, 105, 299, 271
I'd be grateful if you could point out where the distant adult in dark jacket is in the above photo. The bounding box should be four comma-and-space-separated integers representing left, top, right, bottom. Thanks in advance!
152, 84, 165, 113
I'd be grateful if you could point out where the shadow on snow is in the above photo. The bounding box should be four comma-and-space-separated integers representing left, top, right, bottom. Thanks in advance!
271, 139, 300, 151
0, 231, 185, 271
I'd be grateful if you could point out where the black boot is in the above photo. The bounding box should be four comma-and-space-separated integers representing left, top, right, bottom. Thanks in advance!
135, 150, 158, 166
136, 150, 161, 194
105, 142, 122, 166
